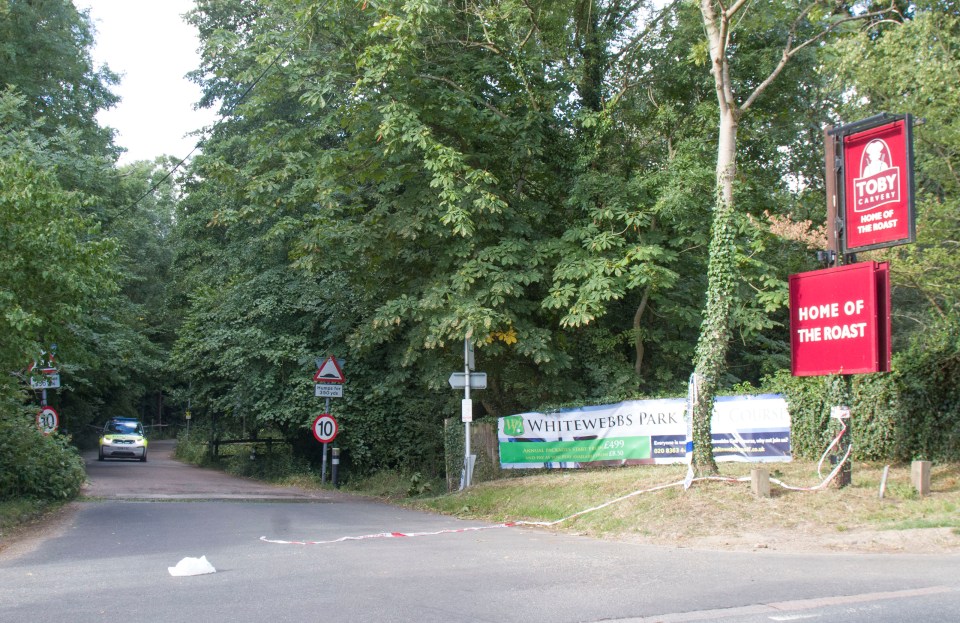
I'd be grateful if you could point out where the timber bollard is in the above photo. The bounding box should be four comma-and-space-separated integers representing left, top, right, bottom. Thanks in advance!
911, 460, 931, 496
332, 447, 340, 489
751, 468, 771, 498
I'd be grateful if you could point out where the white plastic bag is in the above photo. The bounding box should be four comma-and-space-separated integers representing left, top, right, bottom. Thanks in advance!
168, 555, 217, 577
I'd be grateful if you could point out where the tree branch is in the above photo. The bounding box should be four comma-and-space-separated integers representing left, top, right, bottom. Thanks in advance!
416, 73, 510, 120
740, 1, 898, 112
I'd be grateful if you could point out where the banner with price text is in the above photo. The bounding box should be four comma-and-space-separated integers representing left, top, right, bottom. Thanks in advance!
498, 395, 790, 469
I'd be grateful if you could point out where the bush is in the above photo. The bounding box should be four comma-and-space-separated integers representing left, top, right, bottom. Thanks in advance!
0, 413, 86, 501
220, 444, 309, 481
174, 425, 213, 466
767, 313, 960, 462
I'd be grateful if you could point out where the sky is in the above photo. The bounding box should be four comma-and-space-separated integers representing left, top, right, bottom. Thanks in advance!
78, 0, 219, 164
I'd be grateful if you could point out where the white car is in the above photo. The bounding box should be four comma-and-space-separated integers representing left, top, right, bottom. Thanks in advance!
98, 418, 148, 462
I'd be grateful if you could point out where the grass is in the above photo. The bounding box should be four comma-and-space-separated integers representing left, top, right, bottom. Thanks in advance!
406, 461, 960, 546
0, 498, 66, 546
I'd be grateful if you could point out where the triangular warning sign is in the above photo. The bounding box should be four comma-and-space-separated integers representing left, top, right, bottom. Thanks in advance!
313, 356, 345, 383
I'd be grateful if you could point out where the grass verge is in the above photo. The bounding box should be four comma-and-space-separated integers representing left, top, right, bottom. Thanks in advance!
408, 461, 960, 547
0, 499, 67, 548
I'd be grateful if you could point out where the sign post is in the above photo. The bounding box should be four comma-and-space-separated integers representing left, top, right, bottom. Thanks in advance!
313, 412, 339, 483
452, 339, 484, 489
799, 112, 913, 488
313, 356, 344, 484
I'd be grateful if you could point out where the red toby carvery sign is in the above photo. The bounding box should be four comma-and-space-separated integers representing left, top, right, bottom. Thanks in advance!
841, 117, 915, 253
789, 262, 891, 377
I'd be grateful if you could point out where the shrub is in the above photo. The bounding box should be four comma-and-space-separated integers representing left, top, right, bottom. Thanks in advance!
0, 413, 85, 501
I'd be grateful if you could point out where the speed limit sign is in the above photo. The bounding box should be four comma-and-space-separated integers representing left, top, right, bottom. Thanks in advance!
36, 406, 59, 435
312, 413, 338, 443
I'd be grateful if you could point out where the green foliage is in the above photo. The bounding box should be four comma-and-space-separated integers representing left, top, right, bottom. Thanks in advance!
0, 0, 179, 452
0, 413, 85, 501
219, 444, 310, 481
767, 313, 960, 462
829, 8, 960, 338
894, 313, 960, 461
0, 118, 120, 396
174, 426, 214, 466
0, 0, 119, 154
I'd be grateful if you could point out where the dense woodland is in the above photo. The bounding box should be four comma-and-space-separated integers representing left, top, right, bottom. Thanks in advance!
2, 0, 959, 500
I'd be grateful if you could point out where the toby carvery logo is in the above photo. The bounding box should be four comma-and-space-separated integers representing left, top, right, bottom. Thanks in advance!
852, 139, 900, 213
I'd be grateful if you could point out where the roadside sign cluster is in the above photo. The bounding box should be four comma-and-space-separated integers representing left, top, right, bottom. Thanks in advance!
311, 356, 343, 444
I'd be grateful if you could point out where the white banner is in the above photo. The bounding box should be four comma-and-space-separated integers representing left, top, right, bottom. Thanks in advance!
498, 394, 791, 469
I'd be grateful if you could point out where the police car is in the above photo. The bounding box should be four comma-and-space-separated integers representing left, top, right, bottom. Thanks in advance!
98, 417, 148, 462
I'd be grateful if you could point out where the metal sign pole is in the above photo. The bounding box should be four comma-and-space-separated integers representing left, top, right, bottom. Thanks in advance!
322, 396, 330, 485
463, 339, 473, 489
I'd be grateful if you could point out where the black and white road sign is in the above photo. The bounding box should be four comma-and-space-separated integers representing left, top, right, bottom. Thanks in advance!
315, 384, 343, 398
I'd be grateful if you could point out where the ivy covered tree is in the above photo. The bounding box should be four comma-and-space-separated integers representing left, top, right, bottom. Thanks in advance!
689, 0, 898, 474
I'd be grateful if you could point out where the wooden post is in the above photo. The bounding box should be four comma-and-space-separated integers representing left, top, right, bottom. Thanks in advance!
751, 468, 771, 498
824, 125, 839, 255
911, 460, 931, 496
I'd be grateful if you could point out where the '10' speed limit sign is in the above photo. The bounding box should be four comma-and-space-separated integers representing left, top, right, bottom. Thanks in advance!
312, 413, 338, 443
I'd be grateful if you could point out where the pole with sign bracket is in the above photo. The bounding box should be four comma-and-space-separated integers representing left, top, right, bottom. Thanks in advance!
462, 339, 474, 489
451, 339, 487, 489
322, 396, 330, 484
313, 356, 345, 486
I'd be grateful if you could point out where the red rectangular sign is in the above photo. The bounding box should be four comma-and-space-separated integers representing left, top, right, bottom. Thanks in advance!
789, 262, 890, 376
841, 117, 915, 253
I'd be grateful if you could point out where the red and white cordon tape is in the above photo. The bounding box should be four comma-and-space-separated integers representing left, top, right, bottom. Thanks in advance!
260, 421, 853, 547
260, 523, 518, 545
259, 480, 715, 546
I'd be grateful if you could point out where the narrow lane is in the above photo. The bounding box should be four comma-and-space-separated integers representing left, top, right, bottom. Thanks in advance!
1, 441, 958, 623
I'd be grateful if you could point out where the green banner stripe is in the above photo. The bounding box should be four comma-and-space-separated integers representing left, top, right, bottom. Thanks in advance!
499, 437, 651, 464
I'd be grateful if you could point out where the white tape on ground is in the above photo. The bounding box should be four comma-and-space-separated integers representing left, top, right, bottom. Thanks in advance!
260, 523, 518, 545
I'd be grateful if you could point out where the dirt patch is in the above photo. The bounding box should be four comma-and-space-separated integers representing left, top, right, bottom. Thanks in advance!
0, 503, 78, 561
624, 525, 960, 555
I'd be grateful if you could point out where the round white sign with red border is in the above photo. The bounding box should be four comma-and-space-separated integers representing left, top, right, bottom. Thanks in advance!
36, 406, 59, 435
312, 413, 338, 443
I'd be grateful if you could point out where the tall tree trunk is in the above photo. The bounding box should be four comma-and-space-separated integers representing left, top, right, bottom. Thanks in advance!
690, 0, 897, 475
692, 0, 741, 475
692, 106, 739, 475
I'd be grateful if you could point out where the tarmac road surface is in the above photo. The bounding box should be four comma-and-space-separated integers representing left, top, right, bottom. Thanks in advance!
1, 440, 958, 623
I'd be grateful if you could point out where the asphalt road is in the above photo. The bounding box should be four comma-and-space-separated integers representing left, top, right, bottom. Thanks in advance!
1, 441, 958, 623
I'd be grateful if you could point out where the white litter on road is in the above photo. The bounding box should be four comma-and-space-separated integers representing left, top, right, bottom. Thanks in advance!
168, 556, 217, 577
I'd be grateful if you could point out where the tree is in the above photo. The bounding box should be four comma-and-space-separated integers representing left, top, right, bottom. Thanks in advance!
0, 0, 119, 158
690, 0, 897, 474
829, 4, 960, 331
0, 92, 119, 407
